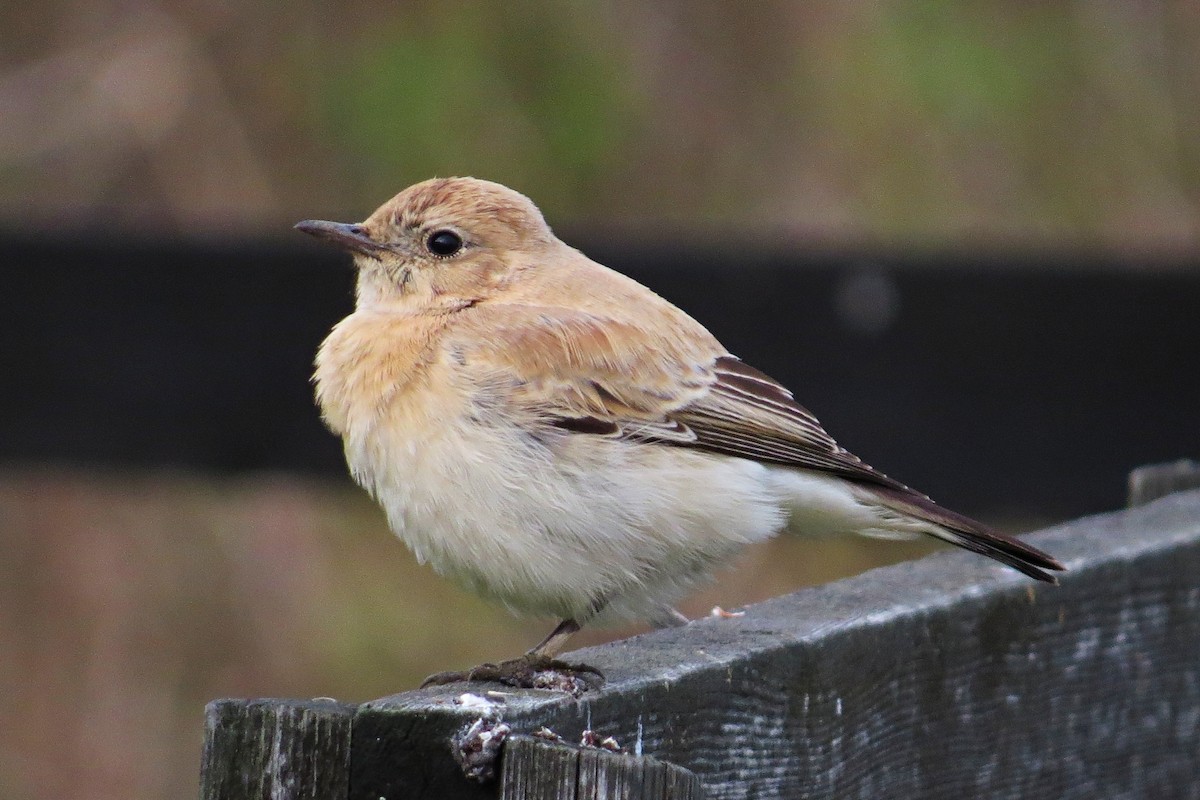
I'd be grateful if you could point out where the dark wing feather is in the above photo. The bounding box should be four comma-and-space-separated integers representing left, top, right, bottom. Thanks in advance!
868, 485, 1065, 582
652, 357, 1065, 583
669, 357, 910, 492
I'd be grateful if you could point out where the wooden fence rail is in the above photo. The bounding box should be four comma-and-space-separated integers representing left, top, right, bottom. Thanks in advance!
200, 469, 1200, 799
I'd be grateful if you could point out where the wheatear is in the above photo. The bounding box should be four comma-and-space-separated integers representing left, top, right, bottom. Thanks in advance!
297, 177, 1063, 689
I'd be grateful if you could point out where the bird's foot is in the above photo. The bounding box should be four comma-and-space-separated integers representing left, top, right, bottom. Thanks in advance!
421, 654, 605, 695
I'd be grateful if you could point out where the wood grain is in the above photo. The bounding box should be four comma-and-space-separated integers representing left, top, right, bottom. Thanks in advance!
498, 736, 703, 799
199, 698, 352, 800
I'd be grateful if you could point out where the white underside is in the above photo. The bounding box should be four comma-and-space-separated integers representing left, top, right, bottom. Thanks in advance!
346, 412, 932, 626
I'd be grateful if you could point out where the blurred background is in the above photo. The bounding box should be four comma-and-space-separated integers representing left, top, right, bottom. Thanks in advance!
2, 2, 1198, 798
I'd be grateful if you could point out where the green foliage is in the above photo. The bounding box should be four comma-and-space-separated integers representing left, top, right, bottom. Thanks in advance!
886, 4, 1069, 125
320, 3, 640, 216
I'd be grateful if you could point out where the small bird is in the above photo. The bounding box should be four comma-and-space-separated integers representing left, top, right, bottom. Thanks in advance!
296, 177, 1063, 689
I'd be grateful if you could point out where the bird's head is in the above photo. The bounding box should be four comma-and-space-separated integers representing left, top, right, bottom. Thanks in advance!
296, 177, 555, 308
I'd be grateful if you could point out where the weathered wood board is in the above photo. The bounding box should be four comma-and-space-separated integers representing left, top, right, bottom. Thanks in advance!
203, 489, 1200, 799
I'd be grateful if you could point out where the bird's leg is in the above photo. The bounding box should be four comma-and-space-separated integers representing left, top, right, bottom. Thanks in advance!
648, 606, 690, 628
527, 617, 581, 657
421, 617, 605, 693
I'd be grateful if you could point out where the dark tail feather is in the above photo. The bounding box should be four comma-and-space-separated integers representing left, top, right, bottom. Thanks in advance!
868, 486, 1066, 584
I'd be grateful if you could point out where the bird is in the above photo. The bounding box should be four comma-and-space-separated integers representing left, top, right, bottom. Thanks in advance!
296, 177, 1064, 690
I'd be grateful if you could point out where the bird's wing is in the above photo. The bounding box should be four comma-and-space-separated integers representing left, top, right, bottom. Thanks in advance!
673, 355, 909, 490
447, 304, 904, 491
675, 355, 1063, 582
450, 303, 1064, 582
447, 304, 713, 442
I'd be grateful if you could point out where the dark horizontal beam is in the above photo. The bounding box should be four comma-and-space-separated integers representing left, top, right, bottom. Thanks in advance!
2, 234, 1197, 517
201, 486, 1200, 799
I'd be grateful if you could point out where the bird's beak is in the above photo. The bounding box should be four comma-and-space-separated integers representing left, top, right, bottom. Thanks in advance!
294, 219, 392, 258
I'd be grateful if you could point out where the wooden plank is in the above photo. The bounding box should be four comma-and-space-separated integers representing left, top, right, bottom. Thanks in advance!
497, 736, 704, 800
347, 489, 1200, 799
199, 698, 352, 800
575, 743, 704, 800
1128, 459, 1200, 507
499, 737, 578, 799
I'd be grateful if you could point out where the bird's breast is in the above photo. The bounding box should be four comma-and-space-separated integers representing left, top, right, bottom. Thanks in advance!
313, 311, 446, 437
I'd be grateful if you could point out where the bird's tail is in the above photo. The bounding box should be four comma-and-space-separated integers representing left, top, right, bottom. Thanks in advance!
861, 485, 1066, 583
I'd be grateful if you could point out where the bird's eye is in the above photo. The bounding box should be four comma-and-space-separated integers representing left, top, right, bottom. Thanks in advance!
426, 230, 463, 257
